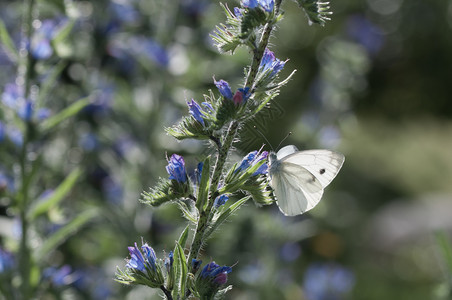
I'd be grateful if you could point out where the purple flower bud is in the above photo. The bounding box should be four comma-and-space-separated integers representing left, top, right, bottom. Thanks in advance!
18, 101, 33, 121
192, 259, 202, 274
214, 194, 229, 208
0, 247, 14, 272
233, 87, 251, 105
258, 0, 274, 12
236, 151, 258, 172
234, 7, 243, 18
260, 48, 286, 78
214, 79, 233, 99
241, 0, 259, 9
166, 154, 187, 183
126, 243, 147, 272
187, 99, 205, 125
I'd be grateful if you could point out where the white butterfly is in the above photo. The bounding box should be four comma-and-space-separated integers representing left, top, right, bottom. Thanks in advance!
268, 145, 345, 216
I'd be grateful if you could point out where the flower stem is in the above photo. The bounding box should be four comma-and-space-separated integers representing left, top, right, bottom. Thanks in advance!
187, 121, 238, 272
245, 0, 283, 89
17, 0, 36, 298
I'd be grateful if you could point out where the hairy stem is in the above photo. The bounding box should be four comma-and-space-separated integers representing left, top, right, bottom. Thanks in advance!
187, 121, 238, 272
245, 0, 283, 89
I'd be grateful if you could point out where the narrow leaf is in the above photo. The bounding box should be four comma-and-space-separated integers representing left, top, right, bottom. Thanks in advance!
0, 19, 18, 62
27, 168, 82, 221
178, 225, 190, 251
39, 97, 90, 132
36, 61, 67, 106
52, 19, 75, 45
172, 241, 188, 299
436, 231, 452, 275
35, 208, 98, 261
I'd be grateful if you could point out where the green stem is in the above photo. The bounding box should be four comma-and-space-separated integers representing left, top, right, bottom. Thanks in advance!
18, 0, 36, 299
245, 0, 283, 89
187, 121, 239, 272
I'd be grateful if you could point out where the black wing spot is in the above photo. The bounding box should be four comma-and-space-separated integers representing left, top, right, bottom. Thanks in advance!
319, 168, 326, 174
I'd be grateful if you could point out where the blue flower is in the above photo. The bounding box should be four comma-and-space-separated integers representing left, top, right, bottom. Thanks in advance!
259, 0, 274, 12
187, 99, 205, 125
130, 37, 169, 67
236, 151, 258, 172
214, 79, 233, 99
126, 242, 157, 272
118, 241, 165, 288
1, 83, 51, 122
6, 126, 23, 147
0, 247, 14, 272
192, 259, 202, 274
199, 261, 232, 285
236, 150, 268, 175
165, 251, 173, 272
234, 7, 244, 18
195, 162, 203, 185
241, 0, 259, 9
260, 48, 286, 78
303, 262, 355, 300
232, 87, 251, 105
195, 261, 232, 300
0, 121, 4, 142
30, 19, 63, 60
43, 265, 80, 287
1, 83, 23, 108
166, 154, 187, 183
214, 194, 229, 208
241, 0, 274, 12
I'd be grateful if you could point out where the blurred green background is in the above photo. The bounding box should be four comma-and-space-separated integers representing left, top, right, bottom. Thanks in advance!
1, 0, 452, 299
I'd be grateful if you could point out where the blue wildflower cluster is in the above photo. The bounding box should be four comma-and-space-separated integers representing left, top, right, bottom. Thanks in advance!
214, 79, 252, 106
241, 0, 275, 13
166, 154, 187, 183
194, 261, 232, 299
116, 242, 165, 288
236, 150, 269, 175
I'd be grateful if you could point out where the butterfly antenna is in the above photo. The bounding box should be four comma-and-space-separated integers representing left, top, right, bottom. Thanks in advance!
253, 126, 273, 151
276, 132, 292, 150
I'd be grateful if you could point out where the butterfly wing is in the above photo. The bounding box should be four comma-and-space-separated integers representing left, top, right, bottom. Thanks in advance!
281, 149, 345, 188
271, 161, 324, 216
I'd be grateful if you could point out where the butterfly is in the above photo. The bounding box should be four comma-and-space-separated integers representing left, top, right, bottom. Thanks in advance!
268, 145, 345, 216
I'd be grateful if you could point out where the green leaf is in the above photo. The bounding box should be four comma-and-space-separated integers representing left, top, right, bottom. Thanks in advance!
39, 97, 90, 132
166, 116, 212, 141
436, 231, 452, 276
141, 178, 179, 207
172, 241, 188, 299
36, 61, 67, 106
0, 19, 18, 62
52, 19, 75, 45
27, 168, 82, 221
294, 0, 332, 26
176, 199, 199, 224
178, 225, 190, 251
35, 208, 98, 261
197, 156, 211, 211
204, 196, 251, 239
